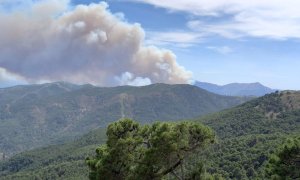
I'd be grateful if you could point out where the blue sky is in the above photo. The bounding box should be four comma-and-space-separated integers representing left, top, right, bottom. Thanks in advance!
0, 0, 300, 89
72, 0, 299, 90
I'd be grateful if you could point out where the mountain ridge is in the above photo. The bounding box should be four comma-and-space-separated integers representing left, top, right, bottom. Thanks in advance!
195, 81, 276, 96
0, 82, 250, 156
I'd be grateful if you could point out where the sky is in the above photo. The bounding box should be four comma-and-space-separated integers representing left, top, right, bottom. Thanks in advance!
0, 0, 300, 90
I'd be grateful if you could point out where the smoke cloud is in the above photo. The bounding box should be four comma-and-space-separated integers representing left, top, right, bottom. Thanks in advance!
0, 0, 192, 86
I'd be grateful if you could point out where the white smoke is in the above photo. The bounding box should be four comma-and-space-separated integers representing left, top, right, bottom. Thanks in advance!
115, 72, 151, 86
0, 67, 26, 88
0, 0, 192, 86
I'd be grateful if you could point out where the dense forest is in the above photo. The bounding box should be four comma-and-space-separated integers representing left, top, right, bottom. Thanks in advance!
0, 83, 249, 156
0, 91, 299, 179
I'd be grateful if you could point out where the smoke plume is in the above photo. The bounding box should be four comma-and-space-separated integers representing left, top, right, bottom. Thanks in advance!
0, 0, 192, 86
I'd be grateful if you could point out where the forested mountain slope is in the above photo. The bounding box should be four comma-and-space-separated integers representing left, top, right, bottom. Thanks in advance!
196, 91, 300, 178
1, 91, 299, 179
199, 90, 300, 138
0, 128, 106, 180
0, 82, 249, 156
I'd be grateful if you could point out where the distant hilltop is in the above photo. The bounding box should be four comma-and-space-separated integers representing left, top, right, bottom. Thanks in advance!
195, 81, 276, 97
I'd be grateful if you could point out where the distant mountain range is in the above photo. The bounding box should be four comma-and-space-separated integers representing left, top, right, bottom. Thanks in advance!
1, 90, 299, 179
0, 82, 250, 156
194, 81, 276, 96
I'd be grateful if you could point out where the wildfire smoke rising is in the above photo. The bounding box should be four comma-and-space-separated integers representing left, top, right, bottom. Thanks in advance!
0, 0, 192, 86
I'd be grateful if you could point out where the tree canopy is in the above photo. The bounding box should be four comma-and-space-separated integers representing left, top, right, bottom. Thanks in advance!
86, 119, 215, 180
265, 136, 300, 179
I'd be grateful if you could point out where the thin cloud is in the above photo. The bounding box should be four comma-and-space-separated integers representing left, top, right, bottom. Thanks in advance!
207, 46, 233, 54
145, 31, 203, 48
132, 0, 300, 39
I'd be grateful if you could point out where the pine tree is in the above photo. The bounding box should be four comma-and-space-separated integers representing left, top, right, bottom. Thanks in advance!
86, 119, 215, 180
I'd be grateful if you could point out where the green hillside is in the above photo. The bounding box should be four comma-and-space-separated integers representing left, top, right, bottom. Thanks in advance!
0, 128, 106, 180
0, 91, 299, 179
196, 91, 300, 178
0, 82, 249, 156
199, 90, 300, 138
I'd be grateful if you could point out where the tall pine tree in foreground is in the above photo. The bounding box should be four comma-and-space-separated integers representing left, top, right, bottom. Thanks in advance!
86, 119, 215, 180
